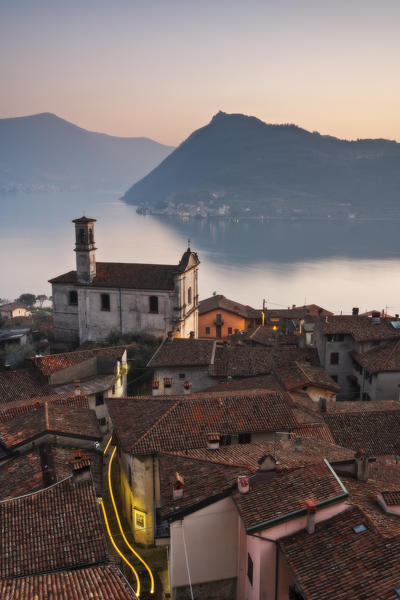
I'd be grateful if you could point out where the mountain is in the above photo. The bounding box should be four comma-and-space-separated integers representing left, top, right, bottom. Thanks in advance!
0, 113, 174, 193
123, 111, 400, 218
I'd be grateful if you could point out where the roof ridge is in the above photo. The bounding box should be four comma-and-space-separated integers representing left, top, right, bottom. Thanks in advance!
161, 450, 257, 473
129, 400, 180, 453
293, 361, 311, 384
381, 338, 400, 370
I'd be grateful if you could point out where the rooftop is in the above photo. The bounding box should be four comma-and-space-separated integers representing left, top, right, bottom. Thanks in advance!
352, 339, 400, 373
148, 338, 215, 367
0, 302, 31, 312
315, 314, 400, 343
0, 565, 138, 599
280, 505, 400, 600
107, 390, 298, 454
324, 409, 400, 455
34, 344, 130, 376
199, 294, 258, 319
276, 361, 341, 393
0, 477, 107, 578
0, 368, 53, 407
0, 400, 100, 449
233, 461, 346, 531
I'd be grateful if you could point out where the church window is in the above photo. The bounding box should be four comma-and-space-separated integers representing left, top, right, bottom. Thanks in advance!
188, 287, 192, 305
149, 296, 158, 313
69, 290, 78, 305
101, 293, 110, 311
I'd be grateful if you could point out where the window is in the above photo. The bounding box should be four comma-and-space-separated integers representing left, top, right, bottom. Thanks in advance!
247, 553, 253, 586
216, 313, 223, 325
327, 334, 345, 342
188, 287, 192, 305
330, 352, 339, 365
69, 290, 78, 305
98, 417, 106, 426
205, 326, 210, 335
101, 293, 110, 311
220, 434, 232, 446
179, 373, 186, 379
238, 433, 251, 444
228, 327, 233, 335
331, 375, 338, 382
78, 229, 85, 244
270, 317, 280, 323
95, 393, 104, 406
149, 296, 158, 313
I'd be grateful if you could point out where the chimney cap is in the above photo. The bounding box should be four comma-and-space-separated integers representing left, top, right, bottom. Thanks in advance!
306, 500, 316, 513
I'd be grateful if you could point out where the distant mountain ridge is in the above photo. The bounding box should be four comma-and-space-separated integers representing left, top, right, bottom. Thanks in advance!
0, 113, 174, 193
123, 111, 400, 218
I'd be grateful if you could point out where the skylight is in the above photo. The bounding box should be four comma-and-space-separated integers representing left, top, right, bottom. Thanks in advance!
391, 321, 400, 329
394, 587, 400, 598
352, 524, 367, 534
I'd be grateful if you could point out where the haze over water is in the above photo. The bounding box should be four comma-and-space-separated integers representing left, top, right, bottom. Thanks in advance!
2, 191, 400, 315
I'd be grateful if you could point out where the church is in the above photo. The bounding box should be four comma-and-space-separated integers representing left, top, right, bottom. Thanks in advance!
49, 217, 200, 346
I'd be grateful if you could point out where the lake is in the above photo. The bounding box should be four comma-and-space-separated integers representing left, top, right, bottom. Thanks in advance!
1, 190, 400, 314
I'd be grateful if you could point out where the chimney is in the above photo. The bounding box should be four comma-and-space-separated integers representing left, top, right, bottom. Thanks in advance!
152, 380, 160, 397
396, 314, 399, 319
306, 501, 316, 534
318, 397, 327, 413
355, 449, 369, 482
163, 377, 173, 395
292, 304, 296, 309
172, 472, 184, 500
318, 308, 323, 316
189, 331, 195, 339
207, 432, 220, 450
183, 381, 192, 395
237, 475, 250, 494
294, 437, 302, 453
72, 451, 91, 484
352, 307, 359, 316
74, 380, 81, 397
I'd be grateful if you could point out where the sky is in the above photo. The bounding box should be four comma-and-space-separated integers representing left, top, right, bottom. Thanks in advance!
1, 0, 400, 146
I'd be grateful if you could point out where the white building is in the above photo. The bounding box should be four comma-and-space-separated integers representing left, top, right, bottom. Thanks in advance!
49, 217, 200, 346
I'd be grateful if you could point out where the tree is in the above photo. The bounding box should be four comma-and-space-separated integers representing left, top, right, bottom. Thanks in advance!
36, 294, 47, 308
17, 293, 36, 307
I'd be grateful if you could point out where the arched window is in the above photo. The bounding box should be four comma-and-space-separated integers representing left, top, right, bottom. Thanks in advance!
78, 229, 85, 244
188, 287, 192, 305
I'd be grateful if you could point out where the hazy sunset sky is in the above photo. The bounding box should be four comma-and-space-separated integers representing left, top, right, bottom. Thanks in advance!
1, 0, 400, 145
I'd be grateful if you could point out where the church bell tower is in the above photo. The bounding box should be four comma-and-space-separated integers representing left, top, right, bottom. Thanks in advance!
72, 217, 97, 284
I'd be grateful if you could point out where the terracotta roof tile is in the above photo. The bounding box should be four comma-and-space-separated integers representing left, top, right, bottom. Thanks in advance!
280, 505, 400, 600
0, 401, 100, 449
49, 261, 179, 290
107, 390, 298, 454
0, 477, 107, 578
34, 345, 130, 376
324, 410, 400, 455
352, 339, 400, 373
0, 369, 52, 406
0, 394, 89, 419
315, 314, 400, 343
0, 451, 44, 500
0, 566, 138, 599
199, 295, 258, 318
148, 338, 215, 367
233, 461, 346, 531
276, 361, 340, 392
212, 346, 319, 377
203, 373, 283, 392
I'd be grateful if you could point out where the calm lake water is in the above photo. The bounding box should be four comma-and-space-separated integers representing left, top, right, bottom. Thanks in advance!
2, 190, 400, 314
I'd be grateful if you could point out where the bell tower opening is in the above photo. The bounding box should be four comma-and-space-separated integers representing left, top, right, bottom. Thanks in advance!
72, 216, 97, 284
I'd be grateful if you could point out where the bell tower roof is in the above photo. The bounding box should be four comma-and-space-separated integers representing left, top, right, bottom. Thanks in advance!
72, 216, 97, 224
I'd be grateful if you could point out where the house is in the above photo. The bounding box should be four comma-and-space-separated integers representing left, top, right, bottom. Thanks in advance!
0, 327, 31, 350
32, 344, 131, 431
263, 304, 333, 334
106, 390, 300, 547
0, 301, 32, 320
0, 469, 138, 599
198, 294, 259, 338
49, 216, 200, 346
351, 338, 400, 401
314, 310, 400, 399
275, 361, 340, 404
148, 336, 319, 394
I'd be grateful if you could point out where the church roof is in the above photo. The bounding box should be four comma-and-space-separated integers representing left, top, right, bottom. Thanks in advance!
49, 261, 179, 290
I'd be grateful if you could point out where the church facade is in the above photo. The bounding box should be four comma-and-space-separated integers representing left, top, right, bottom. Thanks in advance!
49, 217, 200, 346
